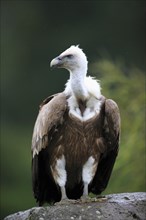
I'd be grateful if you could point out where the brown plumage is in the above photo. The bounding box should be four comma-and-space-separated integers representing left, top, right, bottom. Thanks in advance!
31, 46, 120, 205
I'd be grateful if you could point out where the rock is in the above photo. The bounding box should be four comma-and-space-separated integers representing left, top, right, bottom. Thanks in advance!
4, 192, 146, 220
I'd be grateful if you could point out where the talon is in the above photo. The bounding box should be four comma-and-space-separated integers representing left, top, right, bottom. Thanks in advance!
55, 198, 78, 205
79, 195, 107, 203
80, 196, 94, 203
94, 195, 108, 202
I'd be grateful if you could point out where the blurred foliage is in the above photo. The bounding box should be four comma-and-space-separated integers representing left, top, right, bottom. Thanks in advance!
0, 0, 145, 219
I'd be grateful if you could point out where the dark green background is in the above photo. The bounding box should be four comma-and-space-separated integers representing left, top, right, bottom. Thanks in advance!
1, 0, 145, 219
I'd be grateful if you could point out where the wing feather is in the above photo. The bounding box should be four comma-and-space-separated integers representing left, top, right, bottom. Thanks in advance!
31, 93, 67, 157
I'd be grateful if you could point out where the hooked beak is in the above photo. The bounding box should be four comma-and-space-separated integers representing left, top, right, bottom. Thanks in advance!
50, 56, 63, 68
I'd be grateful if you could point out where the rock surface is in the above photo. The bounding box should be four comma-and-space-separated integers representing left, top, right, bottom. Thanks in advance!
4, 192, 146, 220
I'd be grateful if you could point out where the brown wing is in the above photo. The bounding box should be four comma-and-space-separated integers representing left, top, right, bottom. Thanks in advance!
90, 99, 121, 194
31, 93, 67, 157
31, 93, 67, 205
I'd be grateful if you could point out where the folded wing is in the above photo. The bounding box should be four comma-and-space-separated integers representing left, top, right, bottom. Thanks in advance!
31, 93, 67, 205
90, 99, 121, 194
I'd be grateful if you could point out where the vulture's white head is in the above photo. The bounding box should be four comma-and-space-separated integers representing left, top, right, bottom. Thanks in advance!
50, 45, 101, 102
50, 45, 88, 74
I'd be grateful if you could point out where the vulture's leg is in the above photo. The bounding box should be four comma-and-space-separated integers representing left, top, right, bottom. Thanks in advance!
80, 181, 91, 202
81, 182, 107, 203
83, 182, 88, 197
55, 186, 78, 205
54, 157, 78, 205
60, 186, 68, 200
80, 157, 101, 203
82, 157, 97, 199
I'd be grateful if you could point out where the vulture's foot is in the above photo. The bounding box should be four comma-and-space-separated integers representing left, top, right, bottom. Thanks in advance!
55, 198, 79, 205
79, 195, 96, 203
79, 195, 107, 203
95, 195, 107, 202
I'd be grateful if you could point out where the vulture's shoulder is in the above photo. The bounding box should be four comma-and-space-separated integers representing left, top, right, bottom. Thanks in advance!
39, 92, 67, 110
31, 93, 67, 157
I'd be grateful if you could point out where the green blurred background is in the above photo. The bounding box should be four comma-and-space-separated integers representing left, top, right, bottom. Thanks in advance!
1, 0, 145, 219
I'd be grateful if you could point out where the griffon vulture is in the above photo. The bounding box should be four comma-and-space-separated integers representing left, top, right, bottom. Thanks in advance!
31, 45, 120, 205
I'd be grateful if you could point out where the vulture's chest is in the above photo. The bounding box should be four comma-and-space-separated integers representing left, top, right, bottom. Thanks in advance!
50, 110, 106, 188
50, 107, 105, 166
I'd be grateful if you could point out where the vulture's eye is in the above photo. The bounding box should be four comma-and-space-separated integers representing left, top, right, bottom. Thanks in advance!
66, 54, 73, 59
